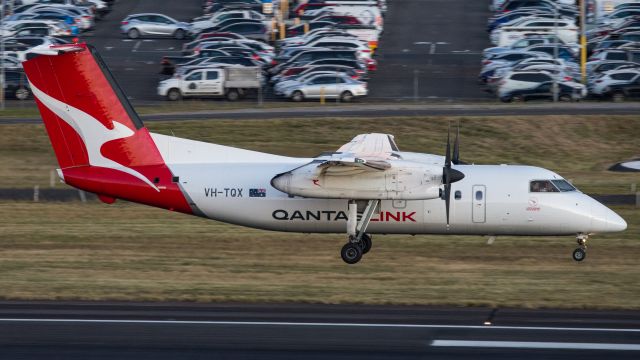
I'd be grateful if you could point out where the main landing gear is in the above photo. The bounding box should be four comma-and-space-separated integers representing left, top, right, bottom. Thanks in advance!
572, 234, 588, 262
341, 200, 379, 264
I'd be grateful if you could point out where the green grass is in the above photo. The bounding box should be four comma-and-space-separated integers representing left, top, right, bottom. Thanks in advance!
0, 201, 638, 308
1, 115, 639, 194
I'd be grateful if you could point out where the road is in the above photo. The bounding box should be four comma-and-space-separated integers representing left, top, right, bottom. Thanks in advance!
3, 102, 640, 124
1, 302, 639, 359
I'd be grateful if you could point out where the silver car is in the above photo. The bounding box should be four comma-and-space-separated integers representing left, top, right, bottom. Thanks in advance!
121, 13, 191, 40
279, 73, 368, 102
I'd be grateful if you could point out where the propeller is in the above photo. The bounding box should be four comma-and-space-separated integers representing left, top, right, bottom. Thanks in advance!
442, 124, 465, 227
452, 124, 460, 165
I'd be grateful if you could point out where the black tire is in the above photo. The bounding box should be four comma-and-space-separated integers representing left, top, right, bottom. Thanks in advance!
15, 88, 30, 100
511, 94, 524, 102
128, 28, 140, 39
559, 94, 572, 102
226, 89, 240, 101
174, 29, 185, 40
340, 91, 354, 103
341, 243, 363, 264
291, 90, 304, 102
572, 248, 586, 262
167, 88, 182, 101
500, 96, 511, 103
612, 91, 625, 103
360, 234, 372, 254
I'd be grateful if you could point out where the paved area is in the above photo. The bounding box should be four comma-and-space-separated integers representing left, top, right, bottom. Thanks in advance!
369, 0, 492, 100
1, 302, 639, 359
74, 0, 494, 102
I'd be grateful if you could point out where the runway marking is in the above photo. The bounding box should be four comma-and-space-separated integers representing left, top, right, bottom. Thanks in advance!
431, 340, 640, 351
0, 319, 639, 333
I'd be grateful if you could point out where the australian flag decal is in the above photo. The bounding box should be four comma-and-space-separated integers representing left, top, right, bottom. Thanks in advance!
249, 188, 266, 197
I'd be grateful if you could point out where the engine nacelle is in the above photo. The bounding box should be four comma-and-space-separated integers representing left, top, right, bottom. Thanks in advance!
271, 161, 443, 200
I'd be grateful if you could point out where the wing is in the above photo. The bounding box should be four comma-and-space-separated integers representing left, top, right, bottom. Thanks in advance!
311, 133, 399, 175
337, 133, 399, 158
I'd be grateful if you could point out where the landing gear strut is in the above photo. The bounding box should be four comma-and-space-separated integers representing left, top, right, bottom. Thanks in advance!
340, 200, 378, 264
572, 234, 588, 262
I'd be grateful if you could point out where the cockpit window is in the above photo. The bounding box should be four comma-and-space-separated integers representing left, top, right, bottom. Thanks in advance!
551, 179, 577, 192
530, 180, 559, 193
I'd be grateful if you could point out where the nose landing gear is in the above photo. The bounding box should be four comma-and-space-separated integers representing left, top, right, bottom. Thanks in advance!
572, 234, 588, 262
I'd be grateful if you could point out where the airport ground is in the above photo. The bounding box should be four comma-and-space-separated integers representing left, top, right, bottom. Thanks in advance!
0, 115, 639, 308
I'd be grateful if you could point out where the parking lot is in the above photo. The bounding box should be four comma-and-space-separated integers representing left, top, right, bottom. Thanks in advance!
28, 0, 492, 103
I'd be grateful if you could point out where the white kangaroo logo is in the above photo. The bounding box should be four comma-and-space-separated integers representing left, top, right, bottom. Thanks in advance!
31, 84, 159, 192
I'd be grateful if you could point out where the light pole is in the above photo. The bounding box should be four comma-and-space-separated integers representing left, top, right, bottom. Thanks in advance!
552, 3, 559, 102
580, 0, 587, 84
1, 0, 6, 111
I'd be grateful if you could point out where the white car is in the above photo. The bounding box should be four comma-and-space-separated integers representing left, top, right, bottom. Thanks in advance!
190, 10, 265, 34
496, 71, 556, 97
492, 18, 578, 46
278, 73, 368, 102
0, 20, 72, 37
301, 37, 373, 59
589, 70, 640, 95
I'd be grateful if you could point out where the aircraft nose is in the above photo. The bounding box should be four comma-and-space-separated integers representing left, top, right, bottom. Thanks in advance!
270, 173, 291, 193
591, 201, 627, 233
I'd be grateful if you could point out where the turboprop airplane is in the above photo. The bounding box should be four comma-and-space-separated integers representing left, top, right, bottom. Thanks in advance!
22, 43, 627, 264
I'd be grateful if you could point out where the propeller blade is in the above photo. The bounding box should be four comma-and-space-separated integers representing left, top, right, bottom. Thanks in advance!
453, 124, 460, 165
444, 177, 451, 226
445, 124, 451, 168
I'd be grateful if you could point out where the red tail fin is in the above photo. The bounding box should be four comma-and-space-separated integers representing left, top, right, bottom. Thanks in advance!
23, 44, 192, 213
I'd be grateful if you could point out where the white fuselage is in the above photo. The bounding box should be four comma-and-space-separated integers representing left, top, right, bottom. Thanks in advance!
152, 133, 626, 236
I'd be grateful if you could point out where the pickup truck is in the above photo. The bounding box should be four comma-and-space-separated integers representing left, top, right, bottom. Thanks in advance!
158, 67, 262, 101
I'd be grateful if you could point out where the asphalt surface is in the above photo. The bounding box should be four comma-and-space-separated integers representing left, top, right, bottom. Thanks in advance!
3, 0, 494, 103
1, 302, 639, 359
4, 102, 640, 124
369, 0, 492, 100
85, 0, 203, 102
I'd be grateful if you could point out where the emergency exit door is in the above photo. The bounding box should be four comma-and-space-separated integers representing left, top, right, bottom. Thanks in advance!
472, 185, 486, 223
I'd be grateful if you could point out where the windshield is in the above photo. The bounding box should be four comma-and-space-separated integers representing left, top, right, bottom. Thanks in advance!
551, 179, 577, 192
530, 179, 577, 193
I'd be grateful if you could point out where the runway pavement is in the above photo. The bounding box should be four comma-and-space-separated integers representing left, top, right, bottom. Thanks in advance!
1, 302, 639, 359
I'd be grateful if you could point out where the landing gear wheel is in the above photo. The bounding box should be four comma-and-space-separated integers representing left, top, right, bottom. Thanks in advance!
572, 248, 586, 262
127, 28, 140, 39
341, 243, 363, 264
359, 234, 372, 254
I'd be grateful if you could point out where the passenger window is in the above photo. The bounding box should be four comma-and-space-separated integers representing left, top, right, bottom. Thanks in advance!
530, 180, 559, 193
206, 71, 219, 80
185, 72, 202, 81
475, 191, 483, 201
455, 191, 462, 200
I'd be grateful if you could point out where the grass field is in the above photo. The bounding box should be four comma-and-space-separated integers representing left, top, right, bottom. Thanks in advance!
1, 115, 638, 194
0, 201, 638, 308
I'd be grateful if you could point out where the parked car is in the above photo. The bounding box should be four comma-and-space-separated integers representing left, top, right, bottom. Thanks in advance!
277, 73, 367, 102
1, 70, 31, 100
120, 13, 191, 39
500, 81, 586, 102
590, 70, 640, 96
